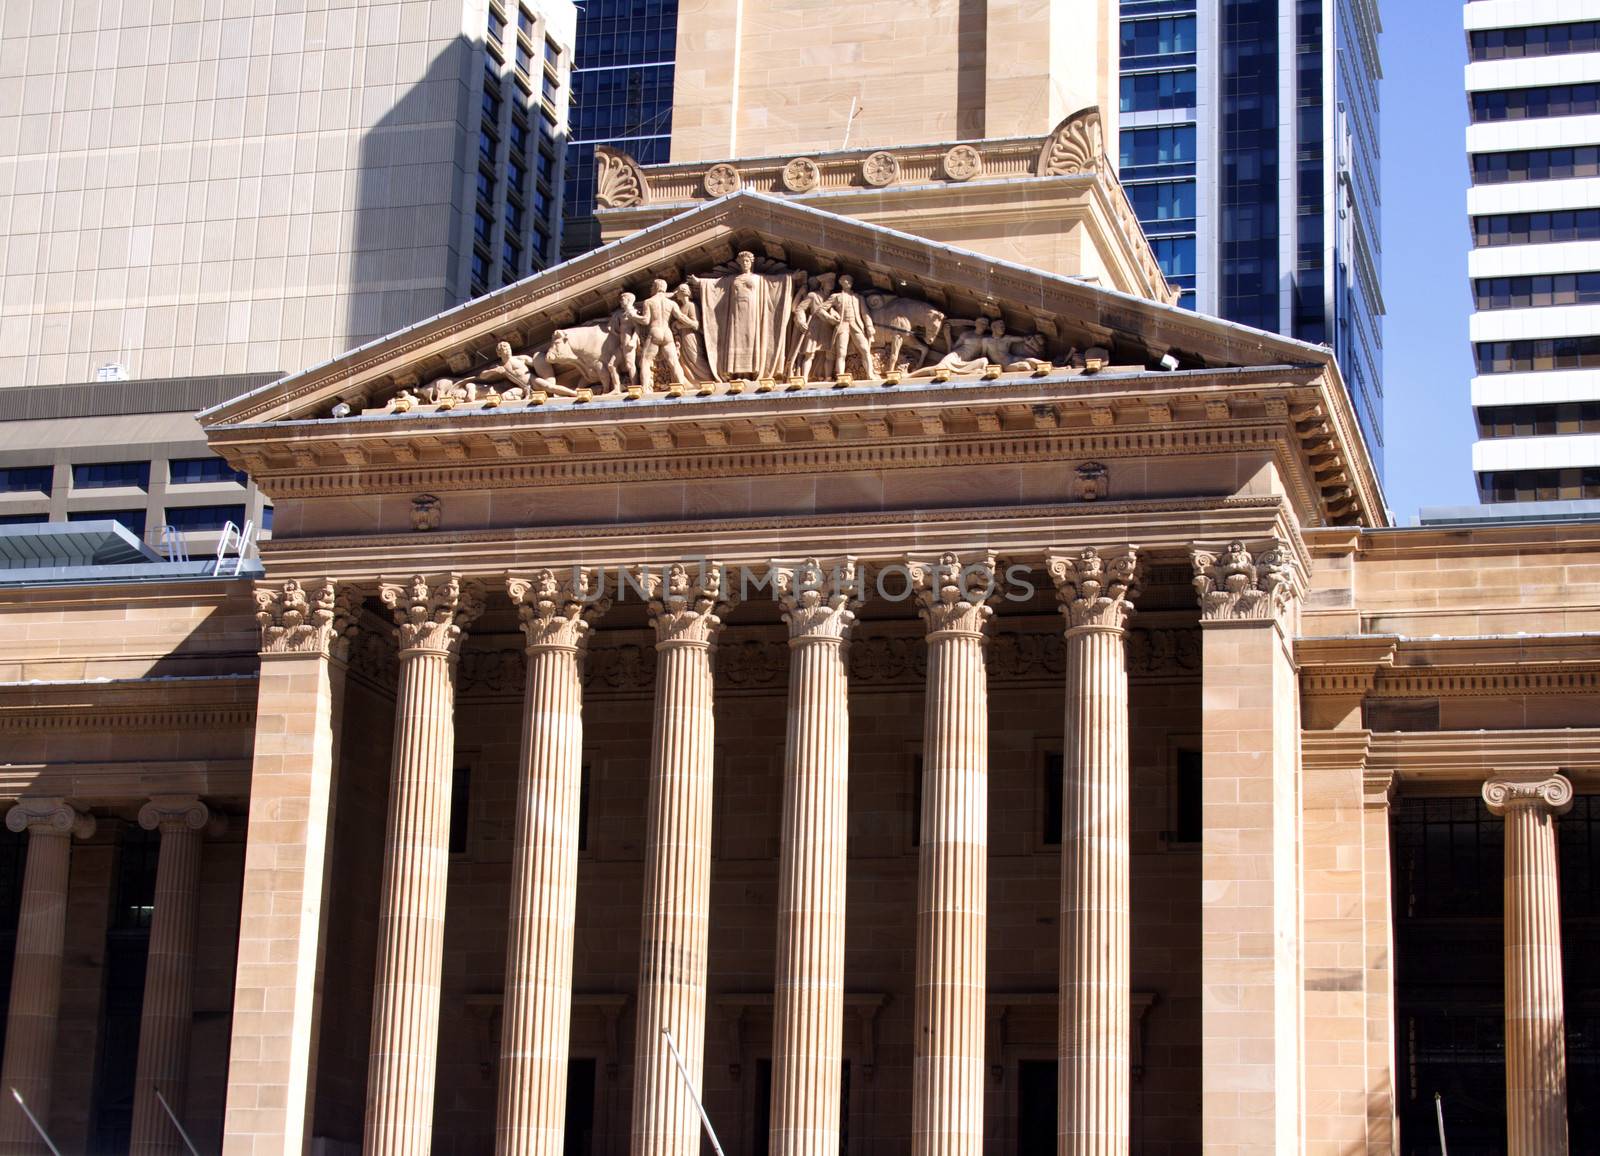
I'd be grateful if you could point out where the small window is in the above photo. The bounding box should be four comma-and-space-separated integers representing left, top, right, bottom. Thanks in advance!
475, 208, 493, 243
487, 7, 505, 42
68, 508, 146, 536
0, 466, 52, 495
168, 457, 246, 485
72, 461, 149, 490
1042, 751, 1064, 846
509, 119, 529, 155
544, 36, 560, 67
164, 504, 245, 532
449, 766, 471, 855
518, 7, 534, 35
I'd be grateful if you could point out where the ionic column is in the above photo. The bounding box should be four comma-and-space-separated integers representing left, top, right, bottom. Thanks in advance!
630, 564, 733, 1156
1047, 547, 1138, 1156
769, 559, 861, 1156
0, 798, 95, 1151
362, 575, 483, 1156
908, 553, 995, 1156
495, 570, 609, 1156
129, 797, 226, 1156
1482, 773, 1574, 1156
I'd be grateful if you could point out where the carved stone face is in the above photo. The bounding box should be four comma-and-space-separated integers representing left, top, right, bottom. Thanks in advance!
991, 319, 1007, 337
547, 330, 574, 362
496, 341, 512, 360
736, 251, 755, 273
652, 278, 668, 294
674, 284, 692, 300
838, 275, 853, 291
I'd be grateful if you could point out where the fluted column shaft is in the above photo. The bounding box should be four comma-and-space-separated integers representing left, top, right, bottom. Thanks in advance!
130, 797, 221, 1156
1484, 774, 1573, 1156
496, 572, 608, 1156
1049, 548, 1137, 1156
770, 561, 859, 1156
0, 799, 94, 1153
631, 565, 730, 1156
363, 576, 482, 1156
910, 555, 994, 1156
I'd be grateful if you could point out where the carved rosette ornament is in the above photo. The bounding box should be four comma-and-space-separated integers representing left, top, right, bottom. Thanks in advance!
1036, 107, 1106, 176
1190, 541, 1300, 621
781, 157, 822, 193
4, 798, 95, 840
1047, 546, 1139, 631
379, 574, 485, 656
506, 568, 612, 653
909, 552, 998, 638
773, 558, 861, 643
703, 163, 742, 197
861, 151, 899, 187
1482, 774, 1575, 817
255, 579, 358, 659
942, 144, 983, 182
593, 146, 647, 209
639, 563, 733, 648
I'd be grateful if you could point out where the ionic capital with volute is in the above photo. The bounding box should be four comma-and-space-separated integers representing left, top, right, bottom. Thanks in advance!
1047, 546, 1138, 631
255, 578, 359, 658
638, 562, 733, 648
507, 568, 612, 653
379, 573, 485, 656
774, 558, 862, 644
138, 795, 227, 838
1483, 773, 1574, 817
5, 798, 95, 840
1190, 540, 1301, 621
909, 551, 997, 639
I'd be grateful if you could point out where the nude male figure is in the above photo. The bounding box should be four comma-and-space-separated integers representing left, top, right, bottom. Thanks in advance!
627, 279, 695, 390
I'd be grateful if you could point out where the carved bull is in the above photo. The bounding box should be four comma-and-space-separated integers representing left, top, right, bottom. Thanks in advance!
867, 295, 946, 372
542, 323, 628, 393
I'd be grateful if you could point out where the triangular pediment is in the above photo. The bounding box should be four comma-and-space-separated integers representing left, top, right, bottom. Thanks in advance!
201, 191, 1335, 429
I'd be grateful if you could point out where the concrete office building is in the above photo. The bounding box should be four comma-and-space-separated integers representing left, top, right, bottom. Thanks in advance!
0, 0, 575, 389
1466, 1, 1600, 508
1118, 0, 1386, 470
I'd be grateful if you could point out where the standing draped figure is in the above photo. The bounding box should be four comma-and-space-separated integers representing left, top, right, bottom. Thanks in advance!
692, 251, 795, 380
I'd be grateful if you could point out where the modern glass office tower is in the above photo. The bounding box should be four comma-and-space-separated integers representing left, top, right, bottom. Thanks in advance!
1119, 0, 1386, 470
561, 0, 680, 256
1466, 3, 1600, 506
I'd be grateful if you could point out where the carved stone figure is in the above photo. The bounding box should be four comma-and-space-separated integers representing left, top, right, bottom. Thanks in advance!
607, 292, 641, 388
821, 275, 876, 378
693, 251, 794, 380
909, 317, 991, 377
671, 284, 712, 383
545, 324, 628, 393
979, 319, 1052, 372
787, 272, 837, 379
629, 279, 695, 390
866, 295, 946, 372
476, 341, 545, 396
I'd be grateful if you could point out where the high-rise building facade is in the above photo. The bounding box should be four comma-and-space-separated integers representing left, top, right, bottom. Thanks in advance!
560, 0, 679, 256
1466, 2, 1600, 506
1118, 0, 1386, 470
0, 0, 574, 388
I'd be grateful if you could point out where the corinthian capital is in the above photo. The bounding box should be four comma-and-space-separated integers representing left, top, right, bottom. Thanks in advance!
909, 552, 997, 639
138, 794, 227, 837
774, 558, 862, 643
1483, 773, 1574, 817
507, 568, 612, 652
639, 562, 733, 647
1046, 546, 1138, 631
255, 578, 358, 659
379, 574, 485, 655
1190, 540, 1300, 621
5, 798, 95, 840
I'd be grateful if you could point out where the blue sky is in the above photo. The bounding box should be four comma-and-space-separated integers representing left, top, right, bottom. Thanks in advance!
1378, 1, 1480, 518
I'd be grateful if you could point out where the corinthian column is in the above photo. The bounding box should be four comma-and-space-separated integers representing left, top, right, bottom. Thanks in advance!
1483, 773, 1574, 1156
1047, 547, 1138, 1156
908, 553, 995, 1156
769, 559, 860, 1156
0, 798, 95, 1150
362, 574, 483, 1156
631, 564, 732, 1156
496, 569, 609, 1156
129, 796, 225, 1156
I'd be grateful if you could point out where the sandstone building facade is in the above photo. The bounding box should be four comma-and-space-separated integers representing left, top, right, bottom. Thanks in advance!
0, 9, 1596, 1156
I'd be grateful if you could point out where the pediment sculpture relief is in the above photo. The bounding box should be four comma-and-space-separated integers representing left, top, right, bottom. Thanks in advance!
357, 251, 1111, 418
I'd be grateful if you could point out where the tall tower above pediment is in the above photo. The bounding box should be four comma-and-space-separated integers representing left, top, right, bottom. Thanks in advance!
668, 0, 1119, 166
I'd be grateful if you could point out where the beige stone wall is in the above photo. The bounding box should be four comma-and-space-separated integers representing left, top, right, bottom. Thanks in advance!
668, 0, 1117, 162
